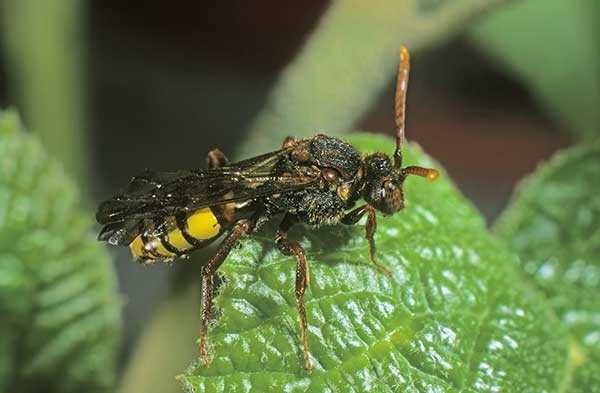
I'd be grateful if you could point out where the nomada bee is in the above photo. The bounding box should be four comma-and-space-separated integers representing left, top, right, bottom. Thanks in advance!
96, 46, 439, 372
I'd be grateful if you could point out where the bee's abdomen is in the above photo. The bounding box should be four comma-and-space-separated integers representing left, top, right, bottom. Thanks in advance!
130, 208, 222, 263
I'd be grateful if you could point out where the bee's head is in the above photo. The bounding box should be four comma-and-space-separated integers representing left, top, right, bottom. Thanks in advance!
362, 45, 440, 215
362, 153, 439, 215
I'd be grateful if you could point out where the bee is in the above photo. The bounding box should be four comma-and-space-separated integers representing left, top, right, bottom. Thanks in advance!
96, 46, 439, 373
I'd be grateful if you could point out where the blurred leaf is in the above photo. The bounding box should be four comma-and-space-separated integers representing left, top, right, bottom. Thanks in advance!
238, 0, 508, 158
0, 0, 90, 188
471, 0, 600, 141
180, 134, 568, 392
0, 111, 121, 393
494, 141, 600, 392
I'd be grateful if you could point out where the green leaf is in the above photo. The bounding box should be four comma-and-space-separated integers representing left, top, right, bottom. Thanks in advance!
494, 141, 600, 392
180, 133, 568, 392
470, 0, 600, 141
0, 111, 121, 393
238, 0, 509, 158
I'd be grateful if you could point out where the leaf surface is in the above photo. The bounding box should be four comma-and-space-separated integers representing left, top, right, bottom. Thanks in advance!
495, 141, 600, 392
0, 111, 121, 393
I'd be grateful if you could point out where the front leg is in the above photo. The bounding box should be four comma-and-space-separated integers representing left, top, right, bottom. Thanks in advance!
342, 204, 392, 276
275, 214, 313, 373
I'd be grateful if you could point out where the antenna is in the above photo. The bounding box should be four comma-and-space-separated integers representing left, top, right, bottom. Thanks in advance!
394, 46, 410, 169
402, 166, 440, 181
395, 46, 440, 183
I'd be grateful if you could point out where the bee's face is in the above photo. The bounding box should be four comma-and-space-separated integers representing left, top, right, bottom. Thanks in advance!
362, 153, 404, 215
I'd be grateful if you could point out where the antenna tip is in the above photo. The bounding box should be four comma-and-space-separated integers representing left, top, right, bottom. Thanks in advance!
400, 46, 409, 62
427, 169, 440, 181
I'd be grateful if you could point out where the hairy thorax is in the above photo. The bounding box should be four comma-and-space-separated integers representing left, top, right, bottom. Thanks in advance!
270, 188, 348, 226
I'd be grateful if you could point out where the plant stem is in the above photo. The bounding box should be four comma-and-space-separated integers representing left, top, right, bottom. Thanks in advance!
237, 0, 507, 158
0, 0, 90, 191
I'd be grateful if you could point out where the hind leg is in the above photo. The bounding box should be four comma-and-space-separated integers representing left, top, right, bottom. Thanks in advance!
199, 219, 254, 366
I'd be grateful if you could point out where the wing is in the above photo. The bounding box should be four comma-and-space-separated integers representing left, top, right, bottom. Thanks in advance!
97, 147, 319, 245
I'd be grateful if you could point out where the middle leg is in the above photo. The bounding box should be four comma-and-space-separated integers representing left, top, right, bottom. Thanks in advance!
275, 214, 313, 373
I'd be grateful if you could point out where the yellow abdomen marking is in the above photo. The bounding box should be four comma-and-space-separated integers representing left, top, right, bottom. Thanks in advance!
187, 208, 220, 240
130, 236, 145, 258
129, 208, 220, 260
154, 241, 175, 257
167, 229, 193, 250
130, 235, 175, 260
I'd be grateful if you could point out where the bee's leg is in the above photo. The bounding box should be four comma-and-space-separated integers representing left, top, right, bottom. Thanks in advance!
199, 219, 253, 366
206, 148, 229, 169
282, 136, 296, 148
341, 204, 392, 276
275, 214, 313, 373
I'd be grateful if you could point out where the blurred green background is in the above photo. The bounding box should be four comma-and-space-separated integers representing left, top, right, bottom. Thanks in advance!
1, 1, 598, 392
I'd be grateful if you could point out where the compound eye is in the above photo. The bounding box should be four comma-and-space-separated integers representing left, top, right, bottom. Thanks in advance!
321, 168, 341, 184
